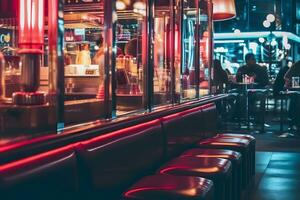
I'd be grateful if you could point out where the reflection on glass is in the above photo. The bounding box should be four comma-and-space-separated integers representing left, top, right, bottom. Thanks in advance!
174, 0, 182, 103
182, 0, 197, 99
0, 0, 56, 134
199, 0, 210, 96
115, 0, 147, 114
153, 0, 172, 106
63, 1, 106, 125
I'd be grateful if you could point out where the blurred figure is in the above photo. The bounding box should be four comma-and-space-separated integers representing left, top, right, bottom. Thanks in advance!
93, 36, 104, 65
284, 60, 300, 130
273, 60, 290, 97
236, 53, 269, 88
213, 59, 228, 93
125, 38, 141, 57
76, 43, 91, 65
284, 60, 300, 87
63, 49, 72, 66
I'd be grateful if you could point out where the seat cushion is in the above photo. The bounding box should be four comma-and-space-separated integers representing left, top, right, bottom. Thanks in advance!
180, 149, 241, 163
158, 156, 231, 179
198, 138, 250, 148
215, 133, 255, 142
124, 174, 214, 200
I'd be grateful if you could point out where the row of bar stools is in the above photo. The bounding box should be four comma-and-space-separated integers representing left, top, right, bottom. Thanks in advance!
216, 134, 256, 178
197, 137, 252, 189
124, 153, 240, 200
180, 149, 242, 200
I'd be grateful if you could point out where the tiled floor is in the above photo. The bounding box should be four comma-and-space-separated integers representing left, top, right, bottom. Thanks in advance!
251, 151, 300, 200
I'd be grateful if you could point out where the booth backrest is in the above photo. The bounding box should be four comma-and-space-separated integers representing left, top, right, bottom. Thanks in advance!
161, 106, 206, 158
75, 119, 164, 199
0, 144, 79, 200
200, 103, 219, 137
179, 106, 203, 137
161, 103, 220, 158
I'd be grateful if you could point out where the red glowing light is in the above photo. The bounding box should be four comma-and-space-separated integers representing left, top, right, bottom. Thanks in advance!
19, 0, 44, 50
0, 144, 76, 172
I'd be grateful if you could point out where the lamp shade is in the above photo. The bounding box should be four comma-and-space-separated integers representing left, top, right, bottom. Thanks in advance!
19, 0, 44, 50
213, 0, 236, 21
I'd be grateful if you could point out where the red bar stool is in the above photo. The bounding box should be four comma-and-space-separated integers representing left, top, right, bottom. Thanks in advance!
196, 138, 251, 189
123, 174, 214, 200
180, 149, 242, 200
157, 157, 232, 200
214, 133, 256, 178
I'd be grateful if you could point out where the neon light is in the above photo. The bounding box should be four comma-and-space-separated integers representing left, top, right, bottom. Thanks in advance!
214, 31, 300, 43
0, 144, 76, 172
214, 40, 244, 43
19, 0, 44, 49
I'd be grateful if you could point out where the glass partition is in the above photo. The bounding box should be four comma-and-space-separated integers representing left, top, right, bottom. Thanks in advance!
199, 0, 211, 96
174, 0, 182, 103
114, 0, 148, 115
63, 1, 107, 125
0, 0, 213, 138
152, 0, 172, 106
181, 0, 198, 100
0, 0, 57, 134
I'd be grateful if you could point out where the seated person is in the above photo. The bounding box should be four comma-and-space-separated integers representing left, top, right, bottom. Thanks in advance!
236, 53, 269, 88
284, 60, 300, 130
284, 60, 300, 87
236, 53, 269, 122
213, 59, 228, 93
273, 61, 290, 97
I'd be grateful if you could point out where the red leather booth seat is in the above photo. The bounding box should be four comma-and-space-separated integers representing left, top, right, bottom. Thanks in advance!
124, 174, 214, 200
0, 144, 79, 200
180, 149, 242, 200
158, 156, 232, 200
75, 119, 166, 199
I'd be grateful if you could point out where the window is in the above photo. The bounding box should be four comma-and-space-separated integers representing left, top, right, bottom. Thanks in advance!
152, 0, 172, 106
0, 0, 57, 134
199, 0, 211, 96
114, 0, 148, 115
181, 0, 198, 99
63, 0, 107, 125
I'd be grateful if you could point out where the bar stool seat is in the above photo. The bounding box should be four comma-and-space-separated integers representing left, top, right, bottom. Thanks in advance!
180, 149, 242, 200
123, 174, 214, 200
214, 133, 256, 177
157, 157, 232, 200
196, 138, 250, 189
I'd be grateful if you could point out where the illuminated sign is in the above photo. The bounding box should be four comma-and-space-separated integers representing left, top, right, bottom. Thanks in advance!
74, 28, 85, 35
0, 29, 12, 47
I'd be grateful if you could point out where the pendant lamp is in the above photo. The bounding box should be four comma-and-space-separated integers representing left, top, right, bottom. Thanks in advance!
213, 0, 236, 21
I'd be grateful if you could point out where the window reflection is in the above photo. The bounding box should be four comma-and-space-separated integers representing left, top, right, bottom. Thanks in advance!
199, 0, 210, 96
0, 0, 56, 134
63, 1, 106, 125
115, 0, 147, 115
153, 0, 172, 106
182, 0, 197, 99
